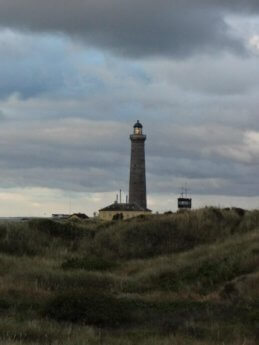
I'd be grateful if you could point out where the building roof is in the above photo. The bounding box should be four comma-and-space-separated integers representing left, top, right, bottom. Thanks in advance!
133, 120, 143, 128
68, 213, 89, 219
99, 202, 151, 212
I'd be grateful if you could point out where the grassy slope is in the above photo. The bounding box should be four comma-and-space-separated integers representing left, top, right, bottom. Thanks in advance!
0, 207, 258, 345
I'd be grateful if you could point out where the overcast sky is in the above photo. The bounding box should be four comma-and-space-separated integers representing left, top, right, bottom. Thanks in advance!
0, 1, 259, 216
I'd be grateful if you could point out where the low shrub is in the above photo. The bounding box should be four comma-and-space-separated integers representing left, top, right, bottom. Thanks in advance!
90, 220, 176, 260
0, 223, 48, 256
44, 291, 132, 327
28, 219, 88, 241
238, 210, 259, 233
89, 207, 259, 260
0, 299, 10, 311
61, 256, 117, 271
137, 231, 259, 294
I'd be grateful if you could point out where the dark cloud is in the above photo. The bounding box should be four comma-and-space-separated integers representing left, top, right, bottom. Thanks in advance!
0, 116, 259, 198
0, 9, 259, 212
0, 32, 73, 100
143, 55, 259, 96
0, 119, 129, 192
0, 0, 256, 58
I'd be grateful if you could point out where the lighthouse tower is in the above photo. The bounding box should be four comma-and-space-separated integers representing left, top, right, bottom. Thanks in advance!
98, 121, 151, 220
129, 121, 147, 209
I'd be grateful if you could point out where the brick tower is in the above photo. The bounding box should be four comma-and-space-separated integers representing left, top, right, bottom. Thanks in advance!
129, 121, 147, 209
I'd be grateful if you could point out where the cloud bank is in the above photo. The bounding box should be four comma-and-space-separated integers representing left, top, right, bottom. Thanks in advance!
1, 0, 258, 58
0, 2, 259, 214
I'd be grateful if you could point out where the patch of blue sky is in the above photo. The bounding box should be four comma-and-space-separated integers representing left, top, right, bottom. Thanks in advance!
0, 30, 109, 100
109, 57, 152, 85
55, 71, 107, 99
67, 40, 151, 84
69, 45, 106, 66
127, 64, 152, 84
0, 33, 69, 98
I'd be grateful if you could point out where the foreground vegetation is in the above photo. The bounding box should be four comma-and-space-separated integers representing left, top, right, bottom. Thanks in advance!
0, 207, 258, 344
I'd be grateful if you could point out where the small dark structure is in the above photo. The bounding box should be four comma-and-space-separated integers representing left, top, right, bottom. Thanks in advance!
178, 187, 192, 210
178, 198, 192, 209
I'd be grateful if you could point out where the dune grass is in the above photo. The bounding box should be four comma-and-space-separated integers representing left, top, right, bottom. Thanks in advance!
0, 207, 258, 344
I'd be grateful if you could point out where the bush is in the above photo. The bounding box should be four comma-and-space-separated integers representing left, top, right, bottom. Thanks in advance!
44, 291, 132, 327
28, 269, 121, 292
0, 223, 48, 256
139, 230, 259, 294
0, 299, 10, 311
61, 256, 117, 271
88, 207, 259, 260
238, 210, 259, 233
90, 220, 178, 260
28, 219, 88, 241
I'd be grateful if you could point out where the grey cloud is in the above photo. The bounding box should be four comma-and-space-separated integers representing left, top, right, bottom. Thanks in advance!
0, 110, 5, 120
0, 0, 255, 58
0, 117, 259, 197
145, 123, 259, 197
143, 55, 259, 96
0, 31, 73, 100
0, 119, 130, 192
148, 123, 259, 165
0, 27, 258, 202
195, 0, 259, 12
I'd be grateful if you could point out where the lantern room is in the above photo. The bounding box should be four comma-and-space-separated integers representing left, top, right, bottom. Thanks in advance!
133, 120, 143, 135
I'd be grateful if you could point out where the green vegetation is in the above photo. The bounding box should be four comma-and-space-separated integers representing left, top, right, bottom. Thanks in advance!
0, 207, 258, 344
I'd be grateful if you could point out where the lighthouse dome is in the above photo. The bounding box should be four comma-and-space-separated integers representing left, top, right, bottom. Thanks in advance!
133, 120, 143, 128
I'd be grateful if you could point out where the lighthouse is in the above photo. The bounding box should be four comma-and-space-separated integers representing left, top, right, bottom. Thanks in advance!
99, 121, 151, 220
129, 121, 147, 209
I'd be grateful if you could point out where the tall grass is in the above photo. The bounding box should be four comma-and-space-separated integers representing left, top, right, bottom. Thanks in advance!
87, 207, 259, 260
0, 208, 258, 344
